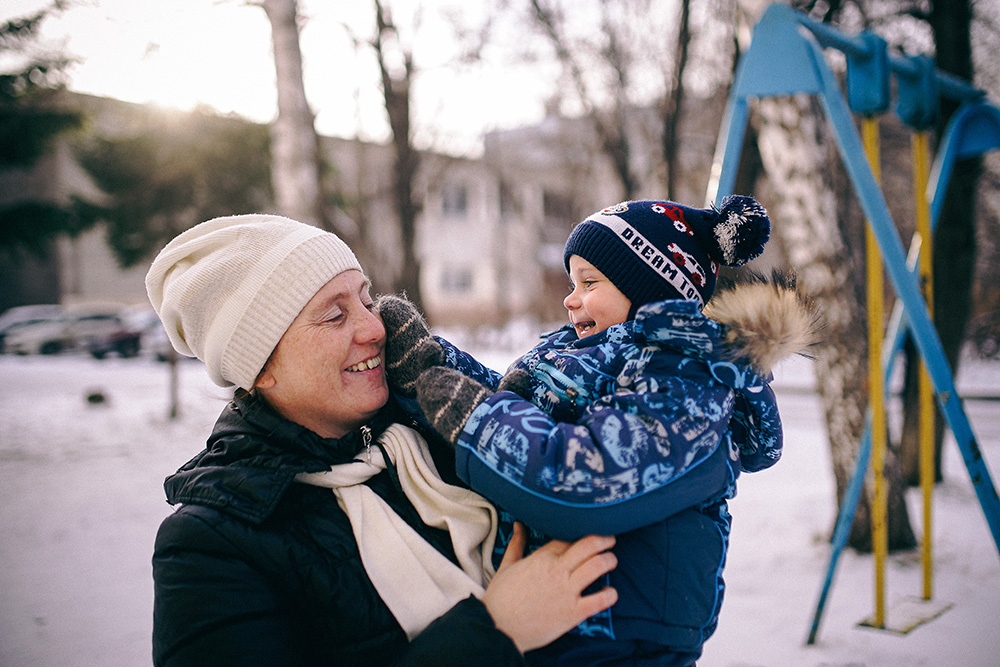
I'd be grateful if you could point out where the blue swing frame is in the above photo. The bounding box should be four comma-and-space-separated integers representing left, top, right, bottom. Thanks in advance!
704, 3, 1000, 645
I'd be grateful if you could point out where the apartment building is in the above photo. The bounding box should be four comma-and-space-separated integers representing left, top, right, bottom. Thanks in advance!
3, 95, 676, 328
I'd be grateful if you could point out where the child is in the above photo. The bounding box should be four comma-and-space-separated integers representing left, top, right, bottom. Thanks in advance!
379, 196, 816, 666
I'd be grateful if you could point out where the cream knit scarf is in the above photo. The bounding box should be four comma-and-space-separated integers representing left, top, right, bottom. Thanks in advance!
295, 423, 498, 639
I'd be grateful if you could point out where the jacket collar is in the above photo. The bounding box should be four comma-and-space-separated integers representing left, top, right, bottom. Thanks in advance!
565, 276, 816, 378
164, 391, 396, 524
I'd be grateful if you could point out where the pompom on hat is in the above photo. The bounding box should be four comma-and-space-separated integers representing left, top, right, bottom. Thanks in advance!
563, 195, 770, 311
145, 214, 363, 391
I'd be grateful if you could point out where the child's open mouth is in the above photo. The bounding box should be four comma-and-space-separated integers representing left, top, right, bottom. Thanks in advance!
574, 321, 596, 337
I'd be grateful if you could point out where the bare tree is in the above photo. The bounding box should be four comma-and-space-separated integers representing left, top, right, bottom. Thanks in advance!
743, 0, 994, 552
369, 0, 424, 309
898, 0, 982, 485
785, 0, 989, 514
527, 0, 641, 199
260, 0, 326, 228
661, 0, 691, 200
519, 0, 740, 202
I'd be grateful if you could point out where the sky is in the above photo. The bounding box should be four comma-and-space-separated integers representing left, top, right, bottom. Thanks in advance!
1, 344, 999, 666
2, 0, 554, 155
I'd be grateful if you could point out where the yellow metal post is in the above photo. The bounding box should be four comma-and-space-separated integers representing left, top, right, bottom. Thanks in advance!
913, 130, 935, 600
862, 116, 887, 628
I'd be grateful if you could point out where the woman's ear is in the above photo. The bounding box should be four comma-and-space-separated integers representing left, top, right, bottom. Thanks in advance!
255, 366, 276, 390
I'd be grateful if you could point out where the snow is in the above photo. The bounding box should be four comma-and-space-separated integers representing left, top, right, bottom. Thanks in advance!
1, 348, 998, 666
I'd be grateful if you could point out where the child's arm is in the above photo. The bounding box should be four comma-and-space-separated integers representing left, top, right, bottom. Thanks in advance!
438, 337, 504, 389
417, 365, 740, 541
376, 294, 503, 421
729, 383, 783, 472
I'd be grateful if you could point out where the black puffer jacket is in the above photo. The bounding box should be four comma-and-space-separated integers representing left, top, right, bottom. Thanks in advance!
152, 391, 524, 667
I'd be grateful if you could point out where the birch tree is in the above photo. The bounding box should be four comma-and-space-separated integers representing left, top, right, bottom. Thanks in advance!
760, 0, 990, 550
260, 0, 326, 228
753, 95, 915, 550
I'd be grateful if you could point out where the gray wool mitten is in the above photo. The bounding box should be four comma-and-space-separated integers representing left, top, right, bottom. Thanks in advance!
497, 367, 532, 400
416, 366, 492, 445
375, 294, 444, 396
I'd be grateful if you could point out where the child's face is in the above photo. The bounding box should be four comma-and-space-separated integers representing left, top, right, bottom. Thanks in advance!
564, 255, 632, 338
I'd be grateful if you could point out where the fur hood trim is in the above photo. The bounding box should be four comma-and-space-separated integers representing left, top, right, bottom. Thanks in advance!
703, 270, 820, 376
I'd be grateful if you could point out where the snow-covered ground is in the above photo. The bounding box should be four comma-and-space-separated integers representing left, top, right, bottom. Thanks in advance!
1, 346, 998, 666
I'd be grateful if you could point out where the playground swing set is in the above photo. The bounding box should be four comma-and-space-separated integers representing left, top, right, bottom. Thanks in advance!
705, 3, 1000, 644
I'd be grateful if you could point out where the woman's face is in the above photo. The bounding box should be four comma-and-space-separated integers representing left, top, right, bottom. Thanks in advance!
564, 254, 632, 338
255, 269, 388, 439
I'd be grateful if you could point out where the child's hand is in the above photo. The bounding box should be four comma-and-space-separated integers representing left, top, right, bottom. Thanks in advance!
415, 366, 492, 445
497, 368, 532, 400
374, 294, 444, 397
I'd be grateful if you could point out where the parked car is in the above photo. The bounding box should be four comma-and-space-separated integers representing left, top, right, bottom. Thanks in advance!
2, 306, 142, 357
0, 304, 64, 351
3, 315, 75, 355
135, 312, 199, 363
144, 324, 175, 362
78, 312, 144, 359
119, 307, 177, 361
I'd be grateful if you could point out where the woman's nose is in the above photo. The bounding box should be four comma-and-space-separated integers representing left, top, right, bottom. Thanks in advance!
356, 305, 385, 344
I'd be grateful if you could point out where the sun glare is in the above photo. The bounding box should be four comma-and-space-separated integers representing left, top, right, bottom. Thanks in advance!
4, 0, 544, 148
25, 0, 278, 122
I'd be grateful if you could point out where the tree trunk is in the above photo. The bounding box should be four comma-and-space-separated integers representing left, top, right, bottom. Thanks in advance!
661, 0, 690, 201
755, 96, 916, 552
372, 0, 423, 310
900, 0, 980, 485
262, 0, 326, 228
529, 0, 637, 199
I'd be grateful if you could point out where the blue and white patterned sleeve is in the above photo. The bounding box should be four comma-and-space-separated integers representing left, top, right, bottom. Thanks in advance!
436, 337, 505, 389
453, 375, 739, 541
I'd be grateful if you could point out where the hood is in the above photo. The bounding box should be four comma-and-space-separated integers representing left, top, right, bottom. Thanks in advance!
702, 270, 820, 376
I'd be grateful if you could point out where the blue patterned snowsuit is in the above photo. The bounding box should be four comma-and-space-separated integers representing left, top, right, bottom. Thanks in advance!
437, 298, 783, 664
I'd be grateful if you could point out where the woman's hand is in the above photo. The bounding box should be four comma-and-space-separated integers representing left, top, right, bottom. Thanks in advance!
482, 522, 618, 653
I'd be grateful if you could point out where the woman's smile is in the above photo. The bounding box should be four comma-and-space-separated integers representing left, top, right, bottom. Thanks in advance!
347, 355, 383, 373
254, 270, 389, 439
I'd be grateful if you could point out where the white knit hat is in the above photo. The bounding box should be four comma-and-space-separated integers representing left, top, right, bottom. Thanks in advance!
145, 214, 363, 390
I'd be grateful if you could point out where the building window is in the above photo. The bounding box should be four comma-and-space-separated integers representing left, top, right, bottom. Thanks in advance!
499, 182, 518, 220
441, 266, 473, 293
441, 182, 468, 218
542, 189, 574, 223
542, 189, 577, 243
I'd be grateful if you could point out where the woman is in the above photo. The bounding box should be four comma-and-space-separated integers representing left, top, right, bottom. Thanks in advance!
145, 214, 618, 667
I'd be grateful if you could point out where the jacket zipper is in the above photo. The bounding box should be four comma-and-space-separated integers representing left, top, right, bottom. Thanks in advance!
361, 425, 372, 463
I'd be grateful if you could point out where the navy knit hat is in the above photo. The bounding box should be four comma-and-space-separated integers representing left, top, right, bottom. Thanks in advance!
563, 196, 770, 311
